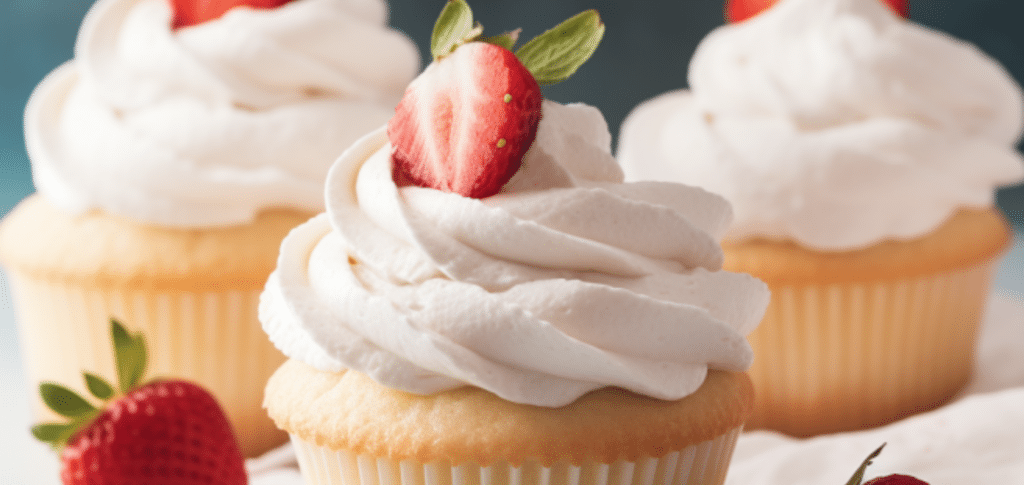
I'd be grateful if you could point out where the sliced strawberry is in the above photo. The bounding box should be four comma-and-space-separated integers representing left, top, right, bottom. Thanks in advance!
170, 0, 294, 30
33, 320, 247, 485
726, 0, 909, 23
387, 1, 603, 199
389, 41, 542, 199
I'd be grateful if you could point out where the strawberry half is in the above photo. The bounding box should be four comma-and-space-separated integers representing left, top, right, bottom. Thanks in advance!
32, 320, 247, 485
171, 0, 294, 30
388, 0, 604, 199
389, 42, 542, 199
726, 0, 910, 23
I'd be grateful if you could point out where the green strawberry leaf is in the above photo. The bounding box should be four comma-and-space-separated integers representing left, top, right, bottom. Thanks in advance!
39, 383, 96, 418
846, 444, 887, 485
111, 318, 147, 394
431, 0, 478, 59
83, 372, 114, 400
31, 422, 75, 445
481, 29, 521, 51
32, 413, 98, 451
515, 10, 605, 85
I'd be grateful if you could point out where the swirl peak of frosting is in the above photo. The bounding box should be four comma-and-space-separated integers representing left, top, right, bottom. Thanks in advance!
261, 101, 770, 407
27, 0, 420, 227
618, 0, 1024, 251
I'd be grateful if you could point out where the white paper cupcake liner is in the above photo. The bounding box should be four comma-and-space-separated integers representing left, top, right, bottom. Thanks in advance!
288, 426, 743, 485
745, 259, 999, 436
8, 271, 287, 457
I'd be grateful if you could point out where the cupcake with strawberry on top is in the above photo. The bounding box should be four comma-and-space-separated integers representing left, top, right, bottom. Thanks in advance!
0, 0, 419, 457
617, 0, 1024, 436
262, 2, 771, 484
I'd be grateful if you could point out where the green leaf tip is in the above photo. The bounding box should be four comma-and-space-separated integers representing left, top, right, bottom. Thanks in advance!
515, 9, 604, 85
431, 0, 477, 59
110, 318, 147, 394
31, 422, 79, 450
31, 422, 73, 443
84, 373, 115, 400
39, 383, 96, 418
845, 443, 887, 485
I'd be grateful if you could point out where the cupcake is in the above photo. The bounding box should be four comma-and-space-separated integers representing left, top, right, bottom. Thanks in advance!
617, 0, 1024, 436
0, 0, 419, 456
262, 3, 770, 484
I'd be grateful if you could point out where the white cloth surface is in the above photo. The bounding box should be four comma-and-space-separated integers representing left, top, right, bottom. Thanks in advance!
246, 293, 1024, 484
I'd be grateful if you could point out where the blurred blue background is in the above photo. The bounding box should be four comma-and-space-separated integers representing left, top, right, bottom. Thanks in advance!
1, 0, 1023, 225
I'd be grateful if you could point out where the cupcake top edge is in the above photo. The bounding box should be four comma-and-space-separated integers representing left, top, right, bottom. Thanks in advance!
265, 359, 755, 465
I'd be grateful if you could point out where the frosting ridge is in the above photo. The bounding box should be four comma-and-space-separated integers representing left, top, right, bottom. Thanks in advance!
617, 0, 1024, 251
27, 0, 420, 227
261, 101, 770, 407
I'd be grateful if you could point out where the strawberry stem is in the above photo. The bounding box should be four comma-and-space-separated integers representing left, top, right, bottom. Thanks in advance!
846, 444, 887, 485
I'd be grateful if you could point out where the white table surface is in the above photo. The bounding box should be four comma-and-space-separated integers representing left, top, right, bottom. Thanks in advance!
2, 235, 1022, 484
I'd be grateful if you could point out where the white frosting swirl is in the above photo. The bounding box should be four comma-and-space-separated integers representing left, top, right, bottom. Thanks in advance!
26, 0, 420, 227
617, 0, 1024, 251
260, 101, 770, 407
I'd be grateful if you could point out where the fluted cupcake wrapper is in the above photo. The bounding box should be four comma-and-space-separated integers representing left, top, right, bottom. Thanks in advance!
288, 426, 743, 485
7, 271, 287, 457
745, 259, 1000, 437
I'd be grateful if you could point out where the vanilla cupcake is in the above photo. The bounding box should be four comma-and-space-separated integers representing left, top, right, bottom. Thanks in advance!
617, 0, 1024, 436
0, 0, 419, 456
263, 4, 770, 483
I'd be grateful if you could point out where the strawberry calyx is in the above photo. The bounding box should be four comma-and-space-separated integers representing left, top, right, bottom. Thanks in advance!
845, 444, 930, 485
32, 319, 148, 451
430, 0, 604, 85
389, 0, 604, 199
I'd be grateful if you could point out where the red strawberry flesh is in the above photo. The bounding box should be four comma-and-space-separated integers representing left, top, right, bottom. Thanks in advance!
864, 475, 929, 485
60, 380, 247, 485
171, 0, 294, 30
726, 0, 910, 23
389, 42, 542, 199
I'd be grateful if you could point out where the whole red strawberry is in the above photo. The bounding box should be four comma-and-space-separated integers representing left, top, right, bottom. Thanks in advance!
388, 0, 604, 199
33, 320, 247, 485
170, 0, 295, 30
844, 444, 929, 485
726, 0, 910, 23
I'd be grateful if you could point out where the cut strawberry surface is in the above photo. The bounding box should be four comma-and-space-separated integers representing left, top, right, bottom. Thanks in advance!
33, 320, 247, 485
171, 0, 294, 30
726, 0, 910, 22
389, 42, 542, 199
388, 0, 603, 199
